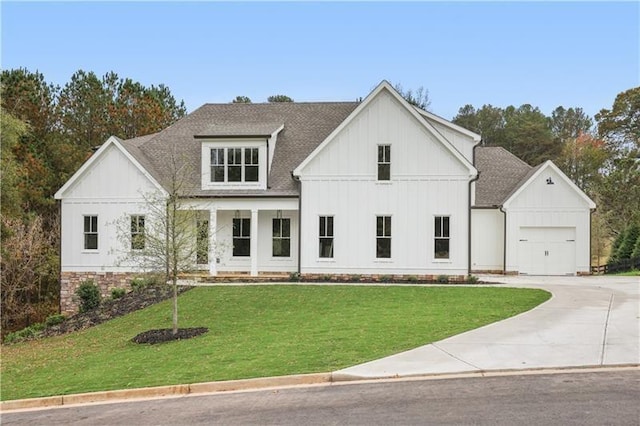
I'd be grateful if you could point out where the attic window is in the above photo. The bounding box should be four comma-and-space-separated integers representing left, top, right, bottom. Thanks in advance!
210, 147, 259, 183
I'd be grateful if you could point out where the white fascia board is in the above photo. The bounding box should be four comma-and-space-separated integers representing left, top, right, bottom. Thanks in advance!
294, 80, 477, 178
54, 136, 167, 199
503, 160, 596, 209
268, 124, 285, 172
415, 108, 482, 142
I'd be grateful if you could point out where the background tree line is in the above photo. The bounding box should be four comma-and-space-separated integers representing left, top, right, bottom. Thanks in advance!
1, 68, 186, 333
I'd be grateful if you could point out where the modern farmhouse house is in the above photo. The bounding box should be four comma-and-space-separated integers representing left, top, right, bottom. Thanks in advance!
55, 81, 595, 312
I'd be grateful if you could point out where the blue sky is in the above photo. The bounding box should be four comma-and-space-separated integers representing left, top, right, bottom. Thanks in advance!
2, 2, 638, 120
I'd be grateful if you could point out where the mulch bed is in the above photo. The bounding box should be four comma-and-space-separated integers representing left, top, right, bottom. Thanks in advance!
131, 327, 209, 344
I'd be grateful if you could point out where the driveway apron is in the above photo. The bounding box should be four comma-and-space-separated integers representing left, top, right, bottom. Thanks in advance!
335, 276, 639, 379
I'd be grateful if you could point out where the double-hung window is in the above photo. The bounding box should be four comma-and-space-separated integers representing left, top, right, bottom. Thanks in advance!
272, 218, 290, 257
434, 216, 450, 259
211, 149, 225, 182
232, 218, 250, 257
377, 145, 391, 181
245, 148, 259, 182
210, 147, 259, 183
228, 148, 242, 182
319, 216, 334, 258
376, 216, 391, 258
84, 215, 98, 250
130, 215, 145, 250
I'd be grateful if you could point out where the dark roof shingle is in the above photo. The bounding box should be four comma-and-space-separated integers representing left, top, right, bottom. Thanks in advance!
474, 146, 533, 207
120, 102, 359, 197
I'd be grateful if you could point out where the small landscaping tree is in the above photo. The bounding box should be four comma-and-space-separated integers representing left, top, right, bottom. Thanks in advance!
113, 150, 212, 336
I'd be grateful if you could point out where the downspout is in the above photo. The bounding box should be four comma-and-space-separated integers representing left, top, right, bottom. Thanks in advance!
292, 172, 302, 275
499, 206, 507, 274
468, 141, 481, 274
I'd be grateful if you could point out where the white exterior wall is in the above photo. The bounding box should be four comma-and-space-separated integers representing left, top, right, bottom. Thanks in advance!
471, 208, 504, 272
59, 144, 161, 272
504, 166, 592, 274
298, 90, 471, 275
429, 121, 475, 163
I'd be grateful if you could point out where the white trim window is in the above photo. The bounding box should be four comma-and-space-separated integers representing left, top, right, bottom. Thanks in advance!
376, 216, 391, 258
377, 145, 391, 181
130, 215, 145, 250
434, 216, 450, 259
319, 216, 334, 258
210, 148, 225, 182
83, 215, 98, 250
210, 147, 260, 183
232, 217, 250, 257
272, 218, 291, 257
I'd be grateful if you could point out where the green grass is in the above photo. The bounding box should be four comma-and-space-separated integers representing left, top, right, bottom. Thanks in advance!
1, 285, 550, 401
611, 269, 640, 276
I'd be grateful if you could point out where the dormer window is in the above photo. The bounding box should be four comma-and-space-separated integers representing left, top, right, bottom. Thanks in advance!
209, 147, 259, 184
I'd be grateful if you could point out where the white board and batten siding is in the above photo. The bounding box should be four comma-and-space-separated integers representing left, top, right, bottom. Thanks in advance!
297, 89, 472, 276
57, 143, 161, 272
504, 163, 594, 275
470, 208, 504, 272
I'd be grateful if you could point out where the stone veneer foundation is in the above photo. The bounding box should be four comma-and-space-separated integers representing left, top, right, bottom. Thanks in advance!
60, 272, 137, 315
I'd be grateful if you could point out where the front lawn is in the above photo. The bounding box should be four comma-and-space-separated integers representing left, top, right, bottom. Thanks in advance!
1, 285, 550, 400
612, 269, 640, 276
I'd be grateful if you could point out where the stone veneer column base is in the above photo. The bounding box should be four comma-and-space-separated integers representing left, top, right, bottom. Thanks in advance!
60, 271, 137, 315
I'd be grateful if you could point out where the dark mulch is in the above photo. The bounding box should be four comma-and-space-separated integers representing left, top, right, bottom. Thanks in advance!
42, 285, 192, 338
131, 327, 209, 344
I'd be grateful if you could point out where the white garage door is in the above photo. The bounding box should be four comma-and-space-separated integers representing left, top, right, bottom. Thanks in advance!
518, 227, 576, 275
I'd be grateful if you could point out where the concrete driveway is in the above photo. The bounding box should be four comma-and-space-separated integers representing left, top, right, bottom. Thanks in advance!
335, 275, 639, 379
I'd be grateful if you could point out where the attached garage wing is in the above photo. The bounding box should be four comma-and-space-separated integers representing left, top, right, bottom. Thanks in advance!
518, 227, 576, 275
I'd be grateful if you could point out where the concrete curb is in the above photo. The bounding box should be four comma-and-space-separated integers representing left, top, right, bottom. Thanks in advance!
2, 365, 638, 413
0, 373, 331, 412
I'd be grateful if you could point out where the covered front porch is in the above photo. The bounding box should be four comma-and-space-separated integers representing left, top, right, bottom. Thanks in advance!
185, 198, 299, 277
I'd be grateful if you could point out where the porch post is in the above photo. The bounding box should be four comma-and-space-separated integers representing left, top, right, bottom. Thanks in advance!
208, 208, 217, 276
250, 208, 258, 276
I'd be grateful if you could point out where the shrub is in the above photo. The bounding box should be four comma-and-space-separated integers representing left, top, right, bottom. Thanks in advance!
618, 223, 640, 261
406, 275, 418, 283
466, 274, 479, 284
4, 323, 45, 344
437, 275, 449, 284
289, 272, 301, 282
111, 288, 126, 299
379, 275, 392, 283
322, 274, 332, 282
76, 280, 101, 313
632, 234, 640, 259
130, 276, 162, 292
44, 314, 66, 328
608, 229, 627, 264
349, 274, 361, 282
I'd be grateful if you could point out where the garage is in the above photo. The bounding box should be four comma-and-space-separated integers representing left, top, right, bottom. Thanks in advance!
518, 227, 576, 275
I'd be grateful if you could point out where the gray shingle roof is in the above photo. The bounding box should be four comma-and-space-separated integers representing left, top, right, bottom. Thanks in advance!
119, 102, 359, 197
474, 146, 533, 207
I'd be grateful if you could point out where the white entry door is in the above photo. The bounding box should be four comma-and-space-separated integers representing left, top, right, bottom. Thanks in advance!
518, 227, 576, 275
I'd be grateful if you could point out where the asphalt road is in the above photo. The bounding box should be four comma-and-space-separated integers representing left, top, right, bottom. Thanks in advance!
3, 370, 639, 426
